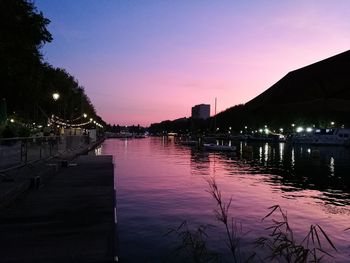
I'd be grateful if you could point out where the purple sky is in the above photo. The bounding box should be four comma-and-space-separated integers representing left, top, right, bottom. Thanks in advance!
36, 0, 350, 126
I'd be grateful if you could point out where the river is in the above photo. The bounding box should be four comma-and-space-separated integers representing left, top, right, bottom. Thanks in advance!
97, 137, 350, 262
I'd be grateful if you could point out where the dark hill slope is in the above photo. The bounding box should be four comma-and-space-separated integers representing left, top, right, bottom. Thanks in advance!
246, 50, 350, 111
216, 50, 350, 130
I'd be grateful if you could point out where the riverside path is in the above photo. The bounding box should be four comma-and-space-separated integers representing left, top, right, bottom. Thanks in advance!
0, 155, 116, 263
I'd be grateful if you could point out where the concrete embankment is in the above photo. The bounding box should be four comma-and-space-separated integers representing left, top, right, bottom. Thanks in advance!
0, 154, 116, 262
0, 139, 104, 207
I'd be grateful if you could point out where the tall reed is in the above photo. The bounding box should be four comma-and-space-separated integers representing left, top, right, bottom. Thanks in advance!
168, 177, 338, 263
256, 205, 337, 262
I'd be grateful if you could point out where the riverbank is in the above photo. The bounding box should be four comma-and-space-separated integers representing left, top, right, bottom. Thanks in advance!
0, 137, 104, 207
0, 154, 116, 262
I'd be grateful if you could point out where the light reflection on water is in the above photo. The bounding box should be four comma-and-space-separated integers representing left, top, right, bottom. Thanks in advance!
100, 137, 350, 262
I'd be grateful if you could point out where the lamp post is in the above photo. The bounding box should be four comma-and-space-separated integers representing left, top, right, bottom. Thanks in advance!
52, 92, 60, 117
52, 93, 60, 134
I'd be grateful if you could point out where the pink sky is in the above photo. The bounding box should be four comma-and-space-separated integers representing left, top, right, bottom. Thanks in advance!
37, 0, 350, 126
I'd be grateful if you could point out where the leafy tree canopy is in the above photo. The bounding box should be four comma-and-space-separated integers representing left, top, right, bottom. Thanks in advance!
0, 0, 106, 131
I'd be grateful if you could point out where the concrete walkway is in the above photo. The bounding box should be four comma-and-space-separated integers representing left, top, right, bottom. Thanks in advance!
0, 139, 105, 208
0, 155, 116, 263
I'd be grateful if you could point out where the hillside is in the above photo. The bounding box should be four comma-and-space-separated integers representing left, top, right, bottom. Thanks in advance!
246, 50, 350, 110
216, 50, 350, 130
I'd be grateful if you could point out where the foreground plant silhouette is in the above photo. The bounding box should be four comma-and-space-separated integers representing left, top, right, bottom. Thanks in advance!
166, 221, 220, 263
256, 205, 337, 262
206, 177, 254, 263
169, 177, 338, 263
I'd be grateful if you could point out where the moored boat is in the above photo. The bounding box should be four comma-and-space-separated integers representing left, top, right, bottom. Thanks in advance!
177, 140, 198, 146
292, 128, 350, 146
203, 143, 236, 151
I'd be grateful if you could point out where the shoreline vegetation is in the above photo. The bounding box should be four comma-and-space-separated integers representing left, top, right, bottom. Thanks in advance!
167, 177, 344, 263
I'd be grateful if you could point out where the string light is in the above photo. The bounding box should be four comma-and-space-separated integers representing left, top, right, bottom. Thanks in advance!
49, 114, 103, 128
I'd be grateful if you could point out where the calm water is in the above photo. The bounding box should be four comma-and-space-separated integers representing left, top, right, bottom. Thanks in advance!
98, 137, 350, 262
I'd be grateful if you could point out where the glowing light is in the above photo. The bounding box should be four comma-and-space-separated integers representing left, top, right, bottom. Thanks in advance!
330, 121, 335, 125
83, 113, 87, 118
52, 92, 60, 101
10, 118, 14, 123
279, 128, 283, 132
259, 129, 263, 133
291, 123, 295, 127
330, 157, 335, 175
244, 126, 247, 129
264, 128, 269, 134
306, 127, 313, 132
296, 127, 304, 133
49, 114, 93, 128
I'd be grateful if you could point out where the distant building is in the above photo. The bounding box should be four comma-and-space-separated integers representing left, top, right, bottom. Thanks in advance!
191, 104, 210, 119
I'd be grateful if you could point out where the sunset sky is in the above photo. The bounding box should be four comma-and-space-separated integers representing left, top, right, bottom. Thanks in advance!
36, 0, 350, 126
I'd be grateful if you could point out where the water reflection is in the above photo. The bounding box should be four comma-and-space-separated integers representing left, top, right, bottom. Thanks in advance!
330, 156, 335, 176
279, 142, 284, 162
182, 140, 350, 206
102, 138, 350, 263
94, 145, 102, 155
234, 142, 350, 206
190, 149, 210, 177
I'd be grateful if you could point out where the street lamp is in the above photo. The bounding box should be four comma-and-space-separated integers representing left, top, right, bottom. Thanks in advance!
52, 92, 61, 121
52, 92, 60, 101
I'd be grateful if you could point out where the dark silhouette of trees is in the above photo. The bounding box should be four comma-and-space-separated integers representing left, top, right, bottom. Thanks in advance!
149, 117, 209, 135
1, 0, 51, 119
0, 0, 105, 129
